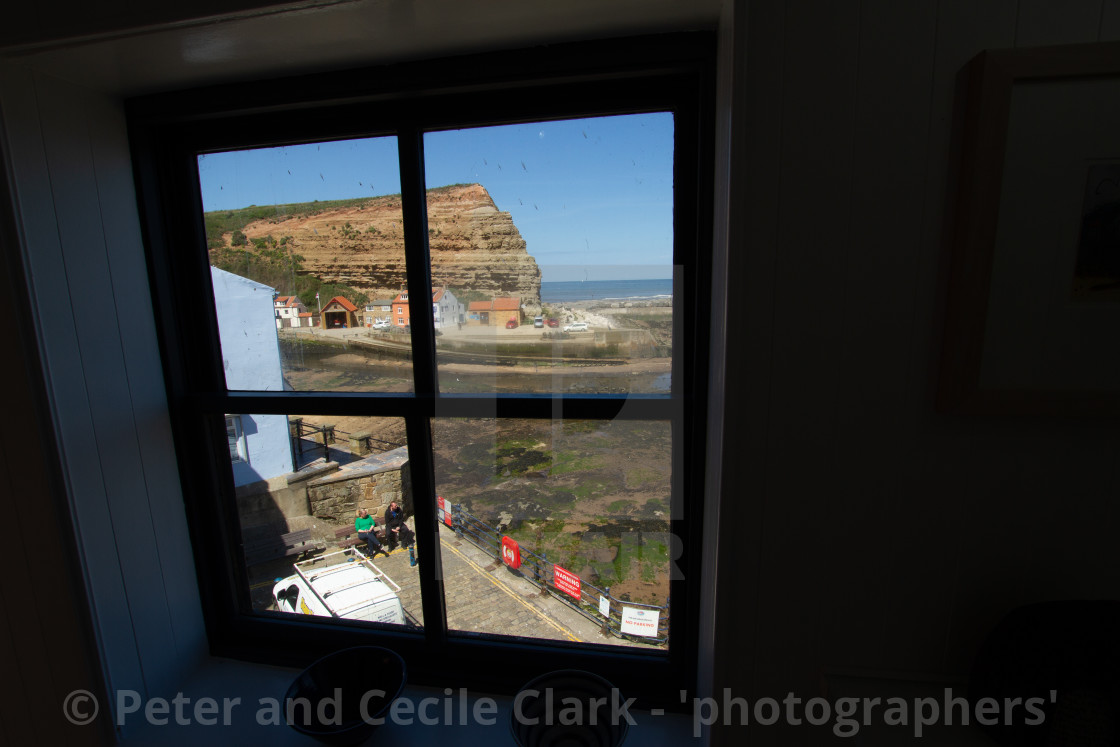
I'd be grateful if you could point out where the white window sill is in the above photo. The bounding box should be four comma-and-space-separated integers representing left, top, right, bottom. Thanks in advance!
116, 656, 701, 745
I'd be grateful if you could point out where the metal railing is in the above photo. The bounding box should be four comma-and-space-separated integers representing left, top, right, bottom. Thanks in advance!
289, 419, 406, 469
445, 502, 669, 644
289, 419, 333, 468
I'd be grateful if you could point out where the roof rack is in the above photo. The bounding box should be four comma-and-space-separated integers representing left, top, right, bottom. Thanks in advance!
291, 547, 401, 617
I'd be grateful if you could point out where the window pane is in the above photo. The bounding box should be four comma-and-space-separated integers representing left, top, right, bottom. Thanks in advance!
197, 137, 414, 392
423, 114, 674, 394
233, 413, 422, 630
431, 417, 671, 648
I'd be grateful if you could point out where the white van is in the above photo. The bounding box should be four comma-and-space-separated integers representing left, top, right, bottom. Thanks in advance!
272, 548, 405, 625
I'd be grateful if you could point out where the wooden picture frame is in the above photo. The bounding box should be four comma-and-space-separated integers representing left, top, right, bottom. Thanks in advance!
939, 41, 1120, 415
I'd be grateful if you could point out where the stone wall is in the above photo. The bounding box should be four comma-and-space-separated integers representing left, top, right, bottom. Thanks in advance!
234, 461, 336, 530
306, 446, 411, 523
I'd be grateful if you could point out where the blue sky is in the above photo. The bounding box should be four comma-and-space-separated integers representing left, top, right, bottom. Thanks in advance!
197, 113, 673, 282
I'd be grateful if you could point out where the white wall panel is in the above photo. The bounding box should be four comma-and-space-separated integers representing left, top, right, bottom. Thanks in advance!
821, 0, 938, 677
83, 89, 208, 684
1015, 0, 1104, 45
35, 73, 181, 704
0, 63, 206, 727
720, 3, 1120, 731
884, 0, 1020, 679
750, 4, 861, 742
0, 129, 108, 743
1100, 0, 1120, 39
710, 0, 783, 738
0, 64, 144, 709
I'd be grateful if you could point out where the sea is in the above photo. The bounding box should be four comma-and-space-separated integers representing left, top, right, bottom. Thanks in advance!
540, 278, 673, 304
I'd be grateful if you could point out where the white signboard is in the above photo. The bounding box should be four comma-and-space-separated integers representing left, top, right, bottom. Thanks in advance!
620, 606, 660, 637
599, 595, 610, 618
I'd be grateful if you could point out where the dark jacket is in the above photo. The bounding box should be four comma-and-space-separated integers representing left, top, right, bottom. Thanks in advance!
384, 505, 405, 530
383, 505, 414, 547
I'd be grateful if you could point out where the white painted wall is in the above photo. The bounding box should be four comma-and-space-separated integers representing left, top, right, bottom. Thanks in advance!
210, 267, 293, 484
210, 267, 284, 391
437, 289, 464, 327
0, 64, 207, 722
230, 413, 293, 486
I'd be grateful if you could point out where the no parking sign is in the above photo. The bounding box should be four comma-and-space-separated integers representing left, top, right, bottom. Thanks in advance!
620, 606, 660, 637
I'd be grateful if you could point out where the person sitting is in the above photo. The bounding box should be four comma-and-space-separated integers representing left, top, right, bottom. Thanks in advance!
355, 508, 389, 558
383, 501, 415, 551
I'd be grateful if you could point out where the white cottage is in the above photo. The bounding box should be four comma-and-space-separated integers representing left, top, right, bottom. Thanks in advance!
432, 288, 464, 329
210, 267, 294, 486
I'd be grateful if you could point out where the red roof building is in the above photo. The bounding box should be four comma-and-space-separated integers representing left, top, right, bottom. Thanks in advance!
390, 288, 463, 329
391, 292, 410, 328
320, 296, 359, 329
465, 296, 521, 326
491, 297, 521, 312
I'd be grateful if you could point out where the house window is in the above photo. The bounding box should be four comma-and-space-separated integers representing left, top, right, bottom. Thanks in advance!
130, 32, 713, 705
225, 415, 246, 463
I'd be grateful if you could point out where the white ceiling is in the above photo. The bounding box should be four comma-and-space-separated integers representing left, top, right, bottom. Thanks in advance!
1, 0, 721, 96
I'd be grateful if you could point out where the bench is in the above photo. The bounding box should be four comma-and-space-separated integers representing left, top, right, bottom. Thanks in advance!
335, 524, 384, 550
242, 526, 325, 566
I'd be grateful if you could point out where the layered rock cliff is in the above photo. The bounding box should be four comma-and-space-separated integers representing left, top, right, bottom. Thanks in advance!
230, 184, 540, 308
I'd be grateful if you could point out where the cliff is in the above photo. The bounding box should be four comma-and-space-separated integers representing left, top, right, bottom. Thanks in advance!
228, 184, 541, 308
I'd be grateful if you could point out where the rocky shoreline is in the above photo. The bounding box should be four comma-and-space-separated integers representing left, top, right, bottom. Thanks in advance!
548, 297, 672, 328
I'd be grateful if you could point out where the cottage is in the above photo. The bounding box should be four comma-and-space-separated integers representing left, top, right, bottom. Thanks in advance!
492, 297, 522, 325
431, 288, 464, 329
466, 297, 521, 326
391, 288, 464, 329
467, 300, 493, 326
210, 267, 294, 486
363, 299, 394, 326
273, 295, 311, 329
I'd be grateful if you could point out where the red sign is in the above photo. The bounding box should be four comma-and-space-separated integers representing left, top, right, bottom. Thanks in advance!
437, 495, 453, 527
501, 536, 521, 569
553, 565, 581, 600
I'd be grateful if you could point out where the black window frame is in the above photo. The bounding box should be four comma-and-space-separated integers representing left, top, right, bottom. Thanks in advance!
128, 31, 715, 709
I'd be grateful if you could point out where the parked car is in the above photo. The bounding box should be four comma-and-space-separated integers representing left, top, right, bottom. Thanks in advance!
505, 318, 518, 329
563, 321, 589, 332
533, 316, 544, 328
372, 320, 390, 330
546, 318, 559, 328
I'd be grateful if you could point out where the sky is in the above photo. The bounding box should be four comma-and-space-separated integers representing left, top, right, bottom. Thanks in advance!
196, 113, 673, 282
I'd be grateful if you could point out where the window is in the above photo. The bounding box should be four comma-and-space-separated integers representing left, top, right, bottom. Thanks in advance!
225, 415, 246, 463
129, 32, 713, 706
